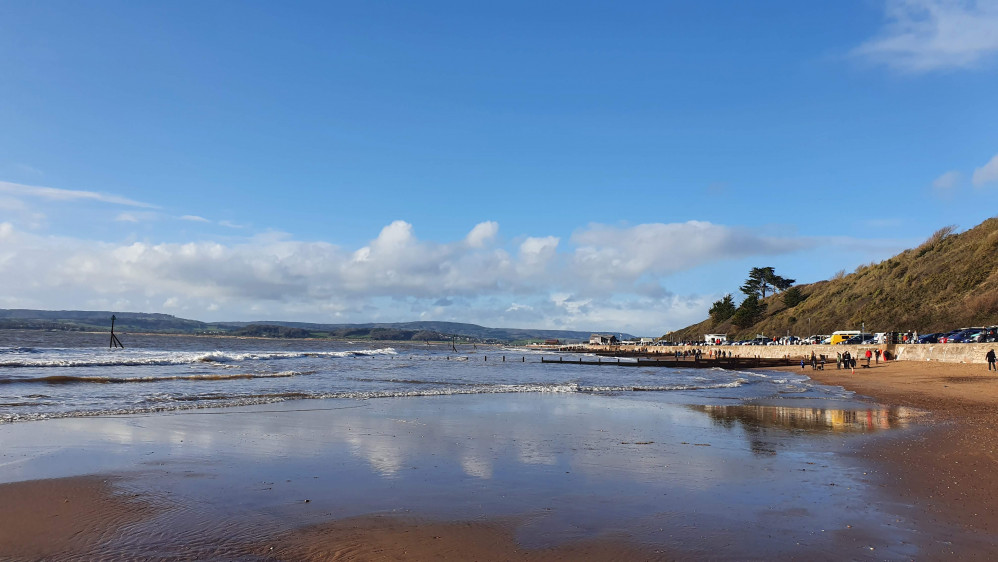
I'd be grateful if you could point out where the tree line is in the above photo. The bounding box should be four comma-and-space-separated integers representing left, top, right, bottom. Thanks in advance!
708, 267, 805, 329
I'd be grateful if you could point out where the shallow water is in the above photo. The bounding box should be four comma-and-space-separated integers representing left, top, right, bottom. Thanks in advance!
1, 330, 935, 558
0, 393, 925, 560
2, 331, 867, 423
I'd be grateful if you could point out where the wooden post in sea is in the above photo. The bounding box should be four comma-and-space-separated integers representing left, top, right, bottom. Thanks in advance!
109, 315, 124, 349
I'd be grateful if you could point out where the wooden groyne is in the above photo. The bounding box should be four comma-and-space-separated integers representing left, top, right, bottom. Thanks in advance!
541, 355, 795, 369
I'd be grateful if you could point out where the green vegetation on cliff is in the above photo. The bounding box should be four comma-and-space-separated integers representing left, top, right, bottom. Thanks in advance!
674, 217, 998, 341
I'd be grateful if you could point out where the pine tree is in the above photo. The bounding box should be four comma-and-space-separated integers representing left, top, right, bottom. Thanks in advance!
731, 295, 766, 327
708, 294, 736, 323
741, 267, 795, 298
782, 286, 806, 307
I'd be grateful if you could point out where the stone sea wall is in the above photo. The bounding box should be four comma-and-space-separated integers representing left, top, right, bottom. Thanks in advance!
598, 343, 997, 365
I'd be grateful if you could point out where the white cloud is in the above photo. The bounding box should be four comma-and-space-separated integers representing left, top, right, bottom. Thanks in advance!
854, 0, 998, 72
972, 153, 998, 187
569, 221, 811, 290
0, 219, 829, 334
115, 213, 140, 223
518, 236, 559, 269
0, 180, 156, 208
932, 170, 961, 191
180, 215, 211, 223
465, 221, 499, 248
0, 196, 27, 211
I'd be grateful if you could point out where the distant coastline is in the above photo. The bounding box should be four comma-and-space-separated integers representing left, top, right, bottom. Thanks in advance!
0, 309, 625, 344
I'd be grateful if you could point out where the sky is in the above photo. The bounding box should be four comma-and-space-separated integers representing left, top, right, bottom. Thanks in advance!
2, 0, 998, 336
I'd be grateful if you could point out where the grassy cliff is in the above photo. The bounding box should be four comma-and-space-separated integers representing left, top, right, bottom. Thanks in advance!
673, 217, 998, 341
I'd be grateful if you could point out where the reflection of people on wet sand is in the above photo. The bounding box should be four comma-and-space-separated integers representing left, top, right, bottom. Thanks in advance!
988, 349, 997, 372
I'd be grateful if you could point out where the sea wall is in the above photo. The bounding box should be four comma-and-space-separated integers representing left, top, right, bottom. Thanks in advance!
593, 343, 996, 365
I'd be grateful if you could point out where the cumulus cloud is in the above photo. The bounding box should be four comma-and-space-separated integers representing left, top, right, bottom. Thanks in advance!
0, 180, 156, 208
972, 153, 998, 187
854, 0, 998, 72
570, 221, 811, 290
465, 221, 499, 248
0, 219, 822, 334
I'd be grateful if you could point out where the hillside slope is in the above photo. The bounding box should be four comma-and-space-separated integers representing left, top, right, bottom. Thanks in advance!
674, 217, 998, 341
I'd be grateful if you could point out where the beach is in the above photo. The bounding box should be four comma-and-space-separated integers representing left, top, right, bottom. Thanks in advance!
799, 360, 998, 555
2, 334, 998, 559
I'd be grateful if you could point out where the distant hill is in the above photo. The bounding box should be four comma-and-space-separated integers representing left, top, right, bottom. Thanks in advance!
0, 309, 630, 343
240, 320, 622, 343
0, 309, 206, 333
673, 217, 998, 341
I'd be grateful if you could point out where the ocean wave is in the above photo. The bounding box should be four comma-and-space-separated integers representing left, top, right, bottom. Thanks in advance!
0, 370, 313, 385
0, 379, 756, 424
0, 347, 43, 354
579, 380, 748, 392
0, 348, 397, 368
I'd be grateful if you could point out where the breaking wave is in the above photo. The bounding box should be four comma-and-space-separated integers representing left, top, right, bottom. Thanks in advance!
0, 370, 313, 385
0, 348, 397, 368
0, 379, 751, 424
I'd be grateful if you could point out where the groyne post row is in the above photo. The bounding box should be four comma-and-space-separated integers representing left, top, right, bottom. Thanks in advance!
563, 343, 998, 365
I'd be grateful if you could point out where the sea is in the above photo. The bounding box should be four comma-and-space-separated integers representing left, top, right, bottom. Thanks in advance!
0, 330, 871, 425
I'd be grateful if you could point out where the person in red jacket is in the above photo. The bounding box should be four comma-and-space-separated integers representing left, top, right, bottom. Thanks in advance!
865, 349, 872, 367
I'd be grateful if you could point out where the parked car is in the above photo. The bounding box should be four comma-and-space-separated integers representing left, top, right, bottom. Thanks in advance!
845, 334, 876, 345
917, 333, 940, 344
944, 330, 975, 343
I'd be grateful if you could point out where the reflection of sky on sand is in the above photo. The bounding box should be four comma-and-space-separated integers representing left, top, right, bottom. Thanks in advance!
0, 394, 928, 559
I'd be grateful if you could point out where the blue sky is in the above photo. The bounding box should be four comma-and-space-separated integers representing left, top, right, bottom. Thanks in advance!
2, 0, 997, 335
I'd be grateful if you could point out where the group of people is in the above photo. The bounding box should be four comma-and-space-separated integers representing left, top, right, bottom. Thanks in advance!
800, 349, 888, 373
798, 347, 996, 372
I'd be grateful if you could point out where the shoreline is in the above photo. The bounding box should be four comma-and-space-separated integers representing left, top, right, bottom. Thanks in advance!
765, 360, 998, 555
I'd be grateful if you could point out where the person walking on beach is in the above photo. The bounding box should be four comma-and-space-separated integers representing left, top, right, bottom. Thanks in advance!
988, 349, 997, 372
836, 351, 842, 370
875, 349, 881, 364
865, 349, 872, 367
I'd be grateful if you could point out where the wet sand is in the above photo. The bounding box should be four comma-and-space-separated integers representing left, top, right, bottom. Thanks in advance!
1, 366, 996, 559
0, 476, 155, 560
250, 515, 661, 561
772, 359, 998, 556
